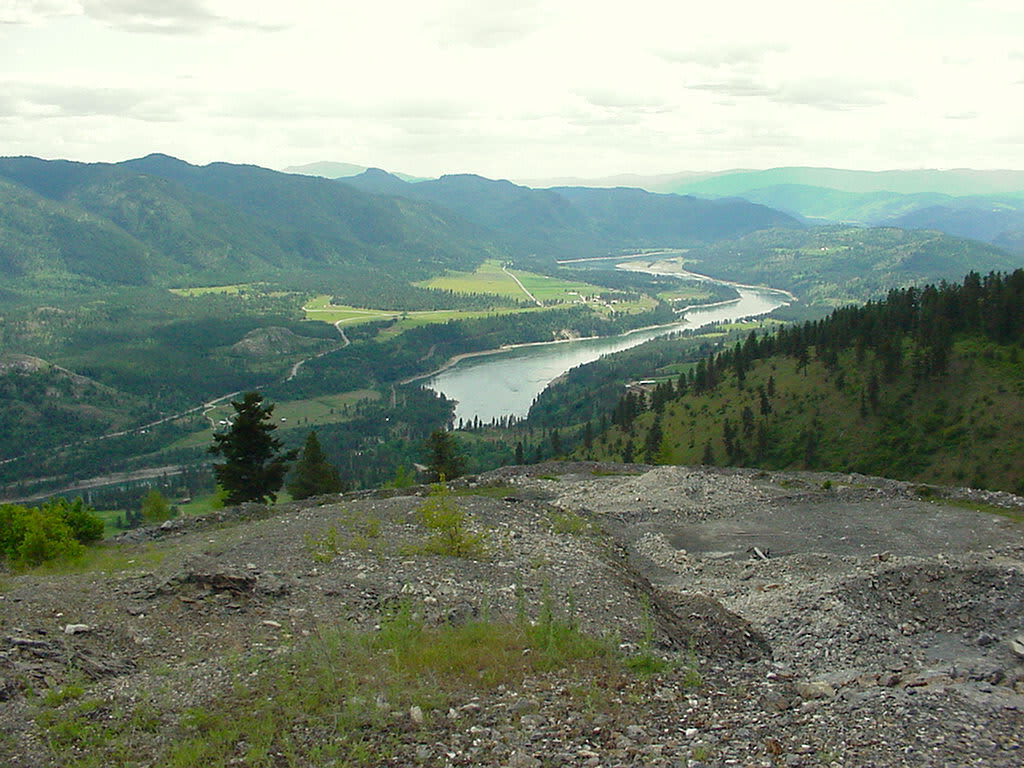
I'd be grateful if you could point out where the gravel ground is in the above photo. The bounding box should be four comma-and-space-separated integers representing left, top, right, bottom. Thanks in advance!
1, 462, 1022, 767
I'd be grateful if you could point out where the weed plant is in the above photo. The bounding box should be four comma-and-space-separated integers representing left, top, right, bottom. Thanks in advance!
411, 480, 488, 558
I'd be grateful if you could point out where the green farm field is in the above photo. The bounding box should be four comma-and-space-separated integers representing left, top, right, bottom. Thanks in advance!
415, 260, 527, 298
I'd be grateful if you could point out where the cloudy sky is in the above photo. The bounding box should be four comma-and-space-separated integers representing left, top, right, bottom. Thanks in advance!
2, 0, 1023, 179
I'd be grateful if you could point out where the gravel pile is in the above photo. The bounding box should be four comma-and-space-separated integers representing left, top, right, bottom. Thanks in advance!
1, 462, 1022, 767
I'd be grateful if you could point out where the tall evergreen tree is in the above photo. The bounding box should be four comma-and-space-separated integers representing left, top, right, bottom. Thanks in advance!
701, 439, 715, 465
209, 392, 296, 505
425, 429, 466, 481
643, 415, 663, 464
288, 431, 344, 500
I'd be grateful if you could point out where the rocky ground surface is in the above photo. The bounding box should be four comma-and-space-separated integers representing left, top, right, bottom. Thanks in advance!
1, 462, 1023, 767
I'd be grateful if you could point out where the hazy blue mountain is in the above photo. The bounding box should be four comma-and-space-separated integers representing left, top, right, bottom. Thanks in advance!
728, 185, 949, 224
880, 204, 1024, 253
515, 169, 740, 192
683, 177, 1024, 253
670, 167, 1024, 197
552, 186, 801, 243
283, 160, 428, 182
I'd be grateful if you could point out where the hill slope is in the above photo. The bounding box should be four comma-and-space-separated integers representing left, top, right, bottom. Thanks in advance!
341, 170, 803, 261
568, 270, 1024, 493
0, 155, 501, 297
2, 462, 1022, 767
686, 226, 1021, 304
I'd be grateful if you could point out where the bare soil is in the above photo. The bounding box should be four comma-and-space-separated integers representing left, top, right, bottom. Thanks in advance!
1, 462, 1022, 767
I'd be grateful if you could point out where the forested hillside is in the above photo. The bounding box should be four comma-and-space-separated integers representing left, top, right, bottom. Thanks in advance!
577, 270, 1024, 493
341, 170, 802, 261
0, 155, 500, 301
686, 227, 1019, 304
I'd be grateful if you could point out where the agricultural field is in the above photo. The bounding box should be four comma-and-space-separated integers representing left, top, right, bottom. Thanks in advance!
169, 283, 292, 298
417, 259, 649, 310
656, 282, 734, 306
414, 260, 527, 298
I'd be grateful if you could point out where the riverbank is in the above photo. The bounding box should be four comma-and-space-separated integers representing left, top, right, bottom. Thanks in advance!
420, 281, 790, 423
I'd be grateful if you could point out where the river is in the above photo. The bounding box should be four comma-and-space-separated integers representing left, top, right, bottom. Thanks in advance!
423, 273, 790, 424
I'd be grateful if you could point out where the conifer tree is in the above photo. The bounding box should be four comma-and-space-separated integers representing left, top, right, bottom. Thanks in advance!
425, 429, 466, 481
701, 439, 715, 465
288, 431, 343, 500
209, 392, 296, 505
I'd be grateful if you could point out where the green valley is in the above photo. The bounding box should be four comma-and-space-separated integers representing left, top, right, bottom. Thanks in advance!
2, 154, 1024, 511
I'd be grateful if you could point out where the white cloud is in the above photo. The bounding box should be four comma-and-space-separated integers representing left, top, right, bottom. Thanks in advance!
0, 0, 78, 24
1, 0, 1022, 175
0, 0, 287, 33
427, 1, 542, 48
658, 41, 789, 68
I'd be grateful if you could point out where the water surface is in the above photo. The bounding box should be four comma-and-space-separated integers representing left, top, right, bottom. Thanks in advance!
423, 283, 787, 424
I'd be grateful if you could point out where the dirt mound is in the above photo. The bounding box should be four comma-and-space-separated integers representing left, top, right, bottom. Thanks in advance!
229, 326, 326, 357
837, 564, 1024, 634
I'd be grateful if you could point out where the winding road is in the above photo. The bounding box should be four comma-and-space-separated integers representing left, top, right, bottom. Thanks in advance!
0, 318, 352, 500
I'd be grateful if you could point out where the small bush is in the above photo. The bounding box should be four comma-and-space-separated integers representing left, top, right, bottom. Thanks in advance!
0, 498, 103, 568
140, 490, 177, 524
304, 525, 341, 562
415, 481, 488, 559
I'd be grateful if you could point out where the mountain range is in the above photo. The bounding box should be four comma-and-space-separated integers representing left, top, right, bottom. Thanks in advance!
0, 155, 804, 298
295, 161, 1024, 256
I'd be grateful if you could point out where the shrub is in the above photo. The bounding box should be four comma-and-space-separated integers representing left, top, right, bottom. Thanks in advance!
140, 489, 177, 523
51, 498, 104, 544
416, 480, 488, 558
0, 498, 103, 567
14, 508, 83, 566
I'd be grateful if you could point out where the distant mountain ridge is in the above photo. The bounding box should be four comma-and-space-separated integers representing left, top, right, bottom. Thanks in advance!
340, 169, 802, 261
283, 160, 428, 183
666, 169, 1024, 254
0, 154, 499, 296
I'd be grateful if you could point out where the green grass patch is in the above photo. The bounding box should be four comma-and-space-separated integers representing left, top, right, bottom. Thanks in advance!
303, 296, 549, 336
22, 594, 684, 768
407, 481, 488, 559
304, 511, 383, 561
929, 497, 1024, 523
23, 541, 167, 576
550, 510, 591, 535
415, 260, 527, 299
165, 606, 618, 767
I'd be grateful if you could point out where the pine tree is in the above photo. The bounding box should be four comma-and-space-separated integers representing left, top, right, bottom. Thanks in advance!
643, 415, 663, 464
287, 431, 344, 500
209, 392, 296, 505
701, 439, 715, 465
425, 429, 466, 481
